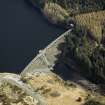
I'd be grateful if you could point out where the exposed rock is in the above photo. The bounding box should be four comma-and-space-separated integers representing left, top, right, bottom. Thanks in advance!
0, 73, 46, 105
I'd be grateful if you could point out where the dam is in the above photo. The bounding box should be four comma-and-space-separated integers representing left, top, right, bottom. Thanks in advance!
21, 29, 72, 75
0, 0, 65, 73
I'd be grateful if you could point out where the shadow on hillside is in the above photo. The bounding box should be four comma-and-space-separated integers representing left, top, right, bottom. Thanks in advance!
52, 40, 105, 96
52, 42, 75, 80
52, 41, 81, 81
52, 41, 82, 81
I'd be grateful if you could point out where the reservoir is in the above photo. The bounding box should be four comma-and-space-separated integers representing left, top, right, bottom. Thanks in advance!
0, 0, 65, 73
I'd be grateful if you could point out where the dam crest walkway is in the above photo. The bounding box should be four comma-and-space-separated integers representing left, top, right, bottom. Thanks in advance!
21, 29, 71, 75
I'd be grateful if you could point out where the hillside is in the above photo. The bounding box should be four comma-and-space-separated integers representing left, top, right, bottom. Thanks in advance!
74, 10, 105, 41
22, 72, 105, 105
31, 0, 105, 14
29, 0, 105, 81
0, 0, 105, 105
0, 72, 105, 105
64, 25, 105, 83
30, 0, 105, 41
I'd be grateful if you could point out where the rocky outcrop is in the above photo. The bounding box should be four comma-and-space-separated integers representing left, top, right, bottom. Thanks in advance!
0, 73, 46, 105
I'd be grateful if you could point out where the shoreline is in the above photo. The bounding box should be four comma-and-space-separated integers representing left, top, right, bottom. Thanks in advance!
27, 0, 70, 29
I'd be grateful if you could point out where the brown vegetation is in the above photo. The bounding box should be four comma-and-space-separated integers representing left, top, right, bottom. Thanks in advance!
0, 82, 38, 105
74, 11, 105, 41
43, 2, 69, 24
25, 72, 88, 105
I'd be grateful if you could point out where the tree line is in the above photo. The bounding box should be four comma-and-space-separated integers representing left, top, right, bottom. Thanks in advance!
65, 25, 105, 83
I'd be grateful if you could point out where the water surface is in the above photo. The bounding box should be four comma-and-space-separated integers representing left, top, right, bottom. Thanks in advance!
0, 0, 65, 73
